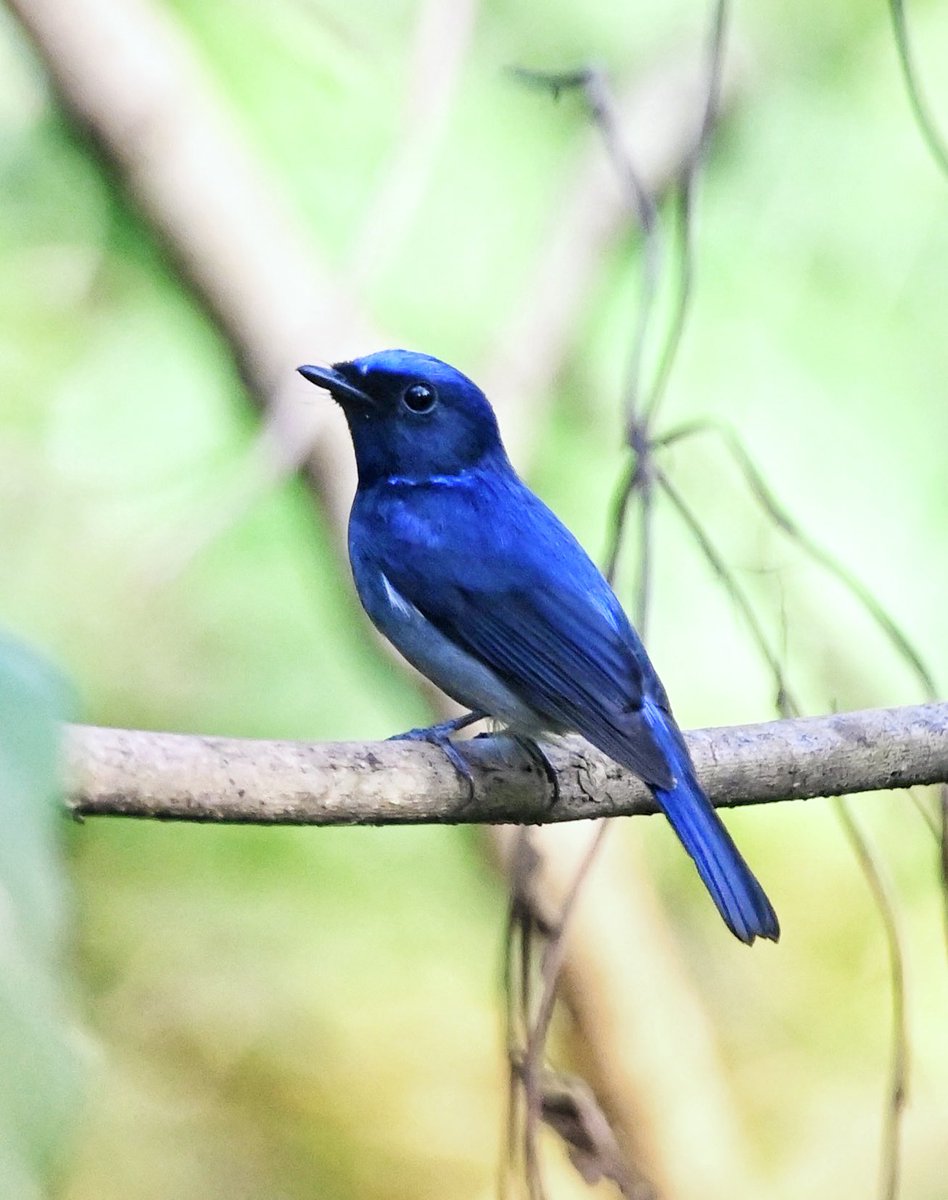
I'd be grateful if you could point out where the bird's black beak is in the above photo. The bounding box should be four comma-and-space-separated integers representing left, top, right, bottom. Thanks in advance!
297, 362, 374, 408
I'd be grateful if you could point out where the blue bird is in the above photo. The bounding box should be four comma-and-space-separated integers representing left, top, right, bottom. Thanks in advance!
298, 350, 779, 945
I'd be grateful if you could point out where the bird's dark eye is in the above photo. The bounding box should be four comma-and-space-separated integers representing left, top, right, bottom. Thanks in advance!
402, 383, 438, 414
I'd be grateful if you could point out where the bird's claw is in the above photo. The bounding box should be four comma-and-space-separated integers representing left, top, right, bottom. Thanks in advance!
513, 736, 560, 809
388, 711, 485, 806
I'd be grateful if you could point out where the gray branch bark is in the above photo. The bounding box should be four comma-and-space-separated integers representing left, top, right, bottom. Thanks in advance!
65, 701, 948, 825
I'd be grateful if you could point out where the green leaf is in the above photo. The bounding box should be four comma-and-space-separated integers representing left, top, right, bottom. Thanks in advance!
0, 631, 79, 1198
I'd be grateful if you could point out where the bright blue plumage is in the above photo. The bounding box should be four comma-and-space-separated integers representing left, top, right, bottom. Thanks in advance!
298, 349, 779, 944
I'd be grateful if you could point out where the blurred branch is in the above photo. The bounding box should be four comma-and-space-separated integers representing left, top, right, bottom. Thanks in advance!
6, 0, 372, 542
66, 702, 948, 824
345, 0, 479, 294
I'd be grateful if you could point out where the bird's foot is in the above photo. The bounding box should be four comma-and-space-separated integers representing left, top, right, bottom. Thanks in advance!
512, 736, 560, 809
388, 711, 485, 804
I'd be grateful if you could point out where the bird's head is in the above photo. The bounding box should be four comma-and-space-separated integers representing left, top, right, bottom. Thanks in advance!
298, 349, 507, 486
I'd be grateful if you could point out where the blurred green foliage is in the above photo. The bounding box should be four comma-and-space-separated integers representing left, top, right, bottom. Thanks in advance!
0, 1, 946, 1198
0, 634, 77, 1198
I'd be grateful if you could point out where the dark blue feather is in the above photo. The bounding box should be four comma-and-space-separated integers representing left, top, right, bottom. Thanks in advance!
352, 462, 676, 789
300, 348, 780, 944
640, 699, 780, 943
353, 467, 779, 943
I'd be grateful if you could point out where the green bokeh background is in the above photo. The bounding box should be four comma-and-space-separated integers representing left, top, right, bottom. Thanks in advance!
0, 1, 945, 1198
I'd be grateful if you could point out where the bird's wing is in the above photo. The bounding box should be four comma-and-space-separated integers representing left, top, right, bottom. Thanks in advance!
370, 479, 676, 789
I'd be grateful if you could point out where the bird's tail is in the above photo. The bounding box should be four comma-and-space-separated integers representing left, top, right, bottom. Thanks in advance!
642, 700, 780, 945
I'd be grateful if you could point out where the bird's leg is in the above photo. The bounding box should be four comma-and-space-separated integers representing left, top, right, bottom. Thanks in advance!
388, 710, 486, 802
512, 736, 561, 808
390, 709, 485, 743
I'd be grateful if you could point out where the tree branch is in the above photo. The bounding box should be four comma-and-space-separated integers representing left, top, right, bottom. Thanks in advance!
65, 701, 948, 825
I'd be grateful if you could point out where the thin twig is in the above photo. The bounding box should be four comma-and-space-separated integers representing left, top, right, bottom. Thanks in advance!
657, 464, 793, 703
887, 0, 948, 179
520, 822, 610, 1200
833, 798, 908, 1200
640, 0, 729, 432
603, 0, 729, 595
511, 66, 663, 431
655, 417, 938, 698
